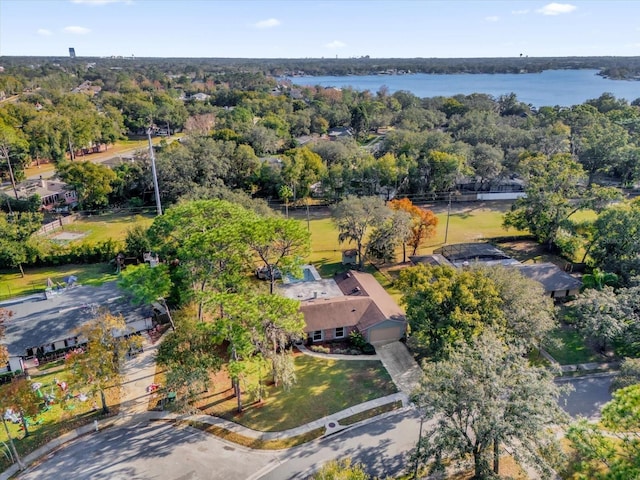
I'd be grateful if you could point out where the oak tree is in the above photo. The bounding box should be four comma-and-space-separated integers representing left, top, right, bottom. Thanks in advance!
65, 310, 142, 414
413, 330, 566, 479
330, 195, 391, 269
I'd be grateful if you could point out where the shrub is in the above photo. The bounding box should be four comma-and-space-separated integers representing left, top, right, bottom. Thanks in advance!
124, 223, 151, 259
349, 330, 366, 349
334, 348, 361, 355
361, 343, 376, 355
310, 345, 330, 354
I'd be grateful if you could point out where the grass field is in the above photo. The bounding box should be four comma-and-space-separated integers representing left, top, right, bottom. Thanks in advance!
0, 263, 117, 300
44, 213, 155, 244
546, 326, 605, 365
194, 352, 396, 431
0, 213, 154, 298
301, 202, 525, 274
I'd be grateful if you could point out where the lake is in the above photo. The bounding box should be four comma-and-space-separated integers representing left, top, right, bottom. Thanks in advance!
286, 69, 640, 108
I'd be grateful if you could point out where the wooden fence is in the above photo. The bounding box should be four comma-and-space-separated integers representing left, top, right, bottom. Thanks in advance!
34, 214, 77, 236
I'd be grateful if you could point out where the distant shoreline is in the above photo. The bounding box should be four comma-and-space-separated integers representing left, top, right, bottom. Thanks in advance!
2, 55, 640, 80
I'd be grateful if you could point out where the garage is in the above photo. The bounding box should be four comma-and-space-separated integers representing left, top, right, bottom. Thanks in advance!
368, 325, 404, 344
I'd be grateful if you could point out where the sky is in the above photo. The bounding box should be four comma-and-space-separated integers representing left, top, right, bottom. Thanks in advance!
1, 0, 640, 59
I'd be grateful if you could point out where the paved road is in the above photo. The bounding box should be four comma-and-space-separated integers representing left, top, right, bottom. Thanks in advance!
253, 408, 421, 480
14, 375, 612, 480
557, 374, 614, 421
17, 420, 278, 480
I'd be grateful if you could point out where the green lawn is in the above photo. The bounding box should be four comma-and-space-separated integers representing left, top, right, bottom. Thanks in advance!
301, 204, 525, 272
0, 263, 117, 299
195, 354, 396, 432
45, 213, 155, 244
426, 207, 525, 253
0, 367, 118, 471
0, 213, 153, 299
545, 326, 604, 365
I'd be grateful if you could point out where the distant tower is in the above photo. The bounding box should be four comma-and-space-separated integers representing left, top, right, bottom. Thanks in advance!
69, 48, 76, 58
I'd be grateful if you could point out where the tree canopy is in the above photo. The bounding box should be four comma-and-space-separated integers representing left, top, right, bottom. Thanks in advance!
330, 195, 391, 269
397, 264, 556, 359
567, 384, 640, 480
65, 310, 142, 414
413, 330, 567, 480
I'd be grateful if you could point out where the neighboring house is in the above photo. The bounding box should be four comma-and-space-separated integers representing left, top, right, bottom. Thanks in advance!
1, 282, 154, 375
515, 263, 582, 298
413, 242, 582, 298
280, 267, 407, 344
191, 92, 210, 101
71, 80, 101, 96
16, 178, 78, 211
327, 126, 354, 140
409, 254, 452, 268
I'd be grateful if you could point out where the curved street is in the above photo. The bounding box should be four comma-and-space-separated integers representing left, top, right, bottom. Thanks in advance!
10, 335, 614, 480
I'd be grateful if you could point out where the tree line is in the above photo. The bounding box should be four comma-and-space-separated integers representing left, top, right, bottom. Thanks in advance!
2, 58, 640, 212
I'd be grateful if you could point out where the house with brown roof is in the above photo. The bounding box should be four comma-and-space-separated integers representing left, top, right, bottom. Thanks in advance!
295, 270, 407, 345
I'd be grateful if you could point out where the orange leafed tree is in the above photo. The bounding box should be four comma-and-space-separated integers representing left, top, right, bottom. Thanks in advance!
389, 198, 438, 261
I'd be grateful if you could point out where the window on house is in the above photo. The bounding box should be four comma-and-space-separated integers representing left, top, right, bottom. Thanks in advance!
312, 330, 323, 342
335, 327, 345, 338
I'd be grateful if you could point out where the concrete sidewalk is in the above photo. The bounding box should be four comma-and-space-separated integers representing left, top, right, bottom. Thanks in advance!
139, 391, 408, 440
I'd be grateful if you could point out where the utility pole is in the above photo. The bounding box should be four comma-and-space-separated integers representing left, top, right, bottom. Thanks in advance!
6, 158, 18, 200
147, 127, 163, 216
0, 145, 19, 200
413, 410, 425, 479
444, 192, 452, 244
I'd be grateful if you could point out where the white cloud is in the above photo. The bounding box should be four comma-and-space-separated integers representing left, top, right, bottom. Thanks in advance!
37, 29, 52, 36
485, 16, 499, 22
254, 18, 281, 28
511, 9, 529, 15
325, 40, 346, 49
64, 26, 91, 34
537, 3, 577, 15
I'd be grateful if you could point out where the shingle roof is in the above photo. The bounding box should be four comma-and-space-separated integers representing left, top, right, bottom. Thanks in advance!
334, 270, 404, 320
515, 263, 582, 293
3, 282, 151, 357
409, 254, 453, 267
300, 297, 382, 332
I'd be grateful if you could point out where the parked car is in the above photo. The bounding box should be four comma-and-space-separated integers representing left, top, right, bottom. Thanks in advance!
255, 266, 282, 280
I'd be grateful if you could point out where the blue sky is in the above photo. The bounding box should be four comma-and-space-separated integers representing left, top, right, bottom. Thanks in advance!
1, 0, 639, 58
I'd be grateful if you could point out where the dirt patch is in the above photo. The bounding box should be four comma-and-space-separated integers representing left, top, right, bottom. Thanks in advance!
51, 231, 87, 241
495, 239, 569, 267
